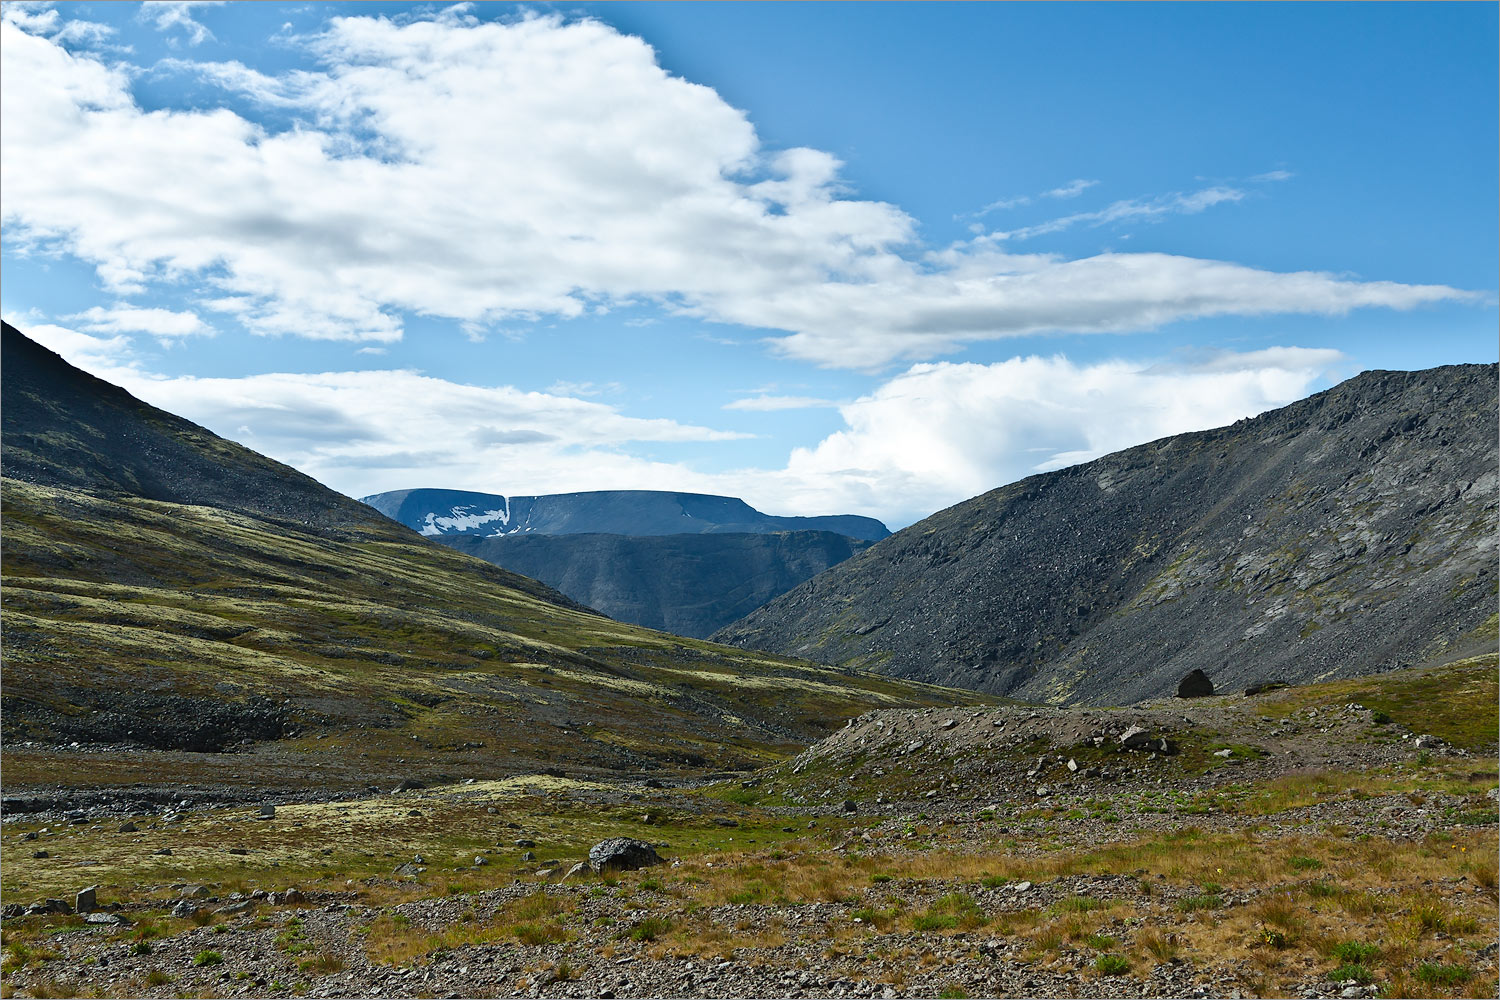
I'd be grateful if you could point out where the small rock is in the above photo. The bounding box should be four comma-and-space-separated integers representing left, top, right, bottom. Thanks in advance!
258, 804, 276, 819
939, 719, 957, 730
31, 850, 48, 859
1214, 749, 1233, 758
21, 832, 37, 842
170, 900, 198, 919
1012, 881, 1032, 893
535, 868, 556, 879
392, 779, 425, 793
562, 862, 590, 881
1119, 725, 1153, 749
153, 848, 172, 856
227, 848, 249, 855
1066, 759, 1079, 772
514, 839, 536, 848
216, 900, 254, 915
521, 851, 535, 861
118, 822, 138, 834
474, 856, 488, 866
842, 799, 857, 813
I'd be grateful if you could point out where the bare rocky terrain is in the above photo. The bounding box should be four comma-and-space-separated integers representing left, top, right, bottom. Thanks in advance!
4, 660, 1495, 999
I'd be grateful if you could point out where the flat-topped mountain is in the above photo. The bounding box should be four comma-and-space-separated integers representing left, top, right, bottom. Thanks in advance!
360, 487, 890, 541
0, 321, 980, 798
443, 529, 875, 638
361, 487, 889, 637
714, 363, 1498, 705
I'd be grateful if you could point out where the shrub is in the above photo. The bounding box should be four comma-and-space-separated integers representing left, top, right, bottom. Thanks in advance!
937, 988, 969, 999
192, 950, 223, 967
1330, 942, 1379, 964
1329, 964, 1373, 985
1095, 955, 1130, 975
1176, 894, 1222, 912
129, 941, 153, 956
1415, 963, 1471, 986
630, 917, 671, 942
1288, 856, 1324, 871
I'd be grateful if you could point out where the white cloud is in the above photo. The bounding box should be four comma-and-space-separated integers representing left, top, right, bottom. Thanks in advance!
1043, 178, 1097, 199
70, 304, 213, 338
772, 347, 1349, 524
0, 12, 1476, 370
992, 186, 1247, 241
12, 317, 138, 372
723, 394, 836, 411
1251, 170, 1294, 183
139, 1, 224, 46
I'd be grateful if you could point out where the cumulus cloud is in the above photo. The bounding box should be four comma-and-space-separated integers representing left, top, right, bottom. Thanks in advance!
70, 304, 213, 338
774, 347, 1349, 523
0, 12, 1474, 369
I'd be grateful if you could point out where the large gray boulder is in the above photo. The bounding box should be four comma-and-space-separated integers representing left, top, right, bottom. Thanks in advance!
1176, 669, 1214, 698
588, 837, 663, 874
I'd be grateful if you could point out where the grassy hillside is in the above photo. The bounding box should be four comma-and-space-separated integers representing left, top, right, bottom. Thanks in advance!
0, 325, 986, 798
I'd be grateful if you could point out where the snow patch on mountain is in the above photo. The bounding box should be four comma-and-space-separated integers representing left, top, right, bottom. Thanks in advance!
420, 500, 511, 537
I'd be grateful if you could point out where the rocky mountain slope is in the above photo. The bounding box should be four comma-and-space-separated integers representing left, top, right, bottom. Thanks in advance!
715, 363, 1498, 705
444, 530, 873, 638
361, 487, 890, 541
360, 488, 888, 638
0, 321, 981, 800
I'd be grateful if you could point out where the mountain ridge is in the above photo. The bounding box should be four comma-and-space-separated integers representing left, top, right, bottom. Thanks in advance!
713, 362, 1499, 705
360, 487, 891, 541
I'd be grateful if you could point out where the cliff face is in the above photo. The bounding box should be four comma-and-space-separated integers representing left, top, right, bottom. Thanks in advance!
714, 364, 1499, 705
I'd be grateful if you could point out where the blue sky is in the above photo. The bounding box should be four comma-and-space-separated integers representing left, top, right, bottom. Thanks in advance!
2, 1, 1495, 527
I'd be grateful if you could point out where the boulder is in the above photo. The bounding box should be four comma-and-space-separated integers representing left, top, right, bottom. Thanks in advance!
562, 862, 590, 881
1118, 725, 1153, 749
588, 837, 663, 874
391, 779, 425, 793
258, 804, 276, 819
170, 900, 198, 919
118, 822, 138, 833
75, 886, 97, 914
84, 912, 129, 926
1176, 669, 1214, 698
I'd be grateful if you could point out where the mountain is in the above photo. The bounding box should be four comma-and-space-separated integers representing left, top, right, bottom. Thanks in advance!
0, 321, 981, 801
359, 488, 889, 637
442, 530, 875, 638
714, 363, 1499, 706
360, 487, 890, 541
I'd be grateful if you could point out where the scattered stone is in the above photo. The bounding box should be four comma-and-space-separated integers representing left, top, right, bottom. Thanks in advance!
588, 837, 663, 874
258, 804, 276, 819
216, 900, 254, 915
473, 856, 488, 866
842, 799, 858, 813
117, 822, 138, 833
1119, 725, 1153, 749
170, 900, 198, 919
1413, 734, 1443, 750
1176, 669, 1214, 698
1066, 758, 1079, 772
407, 810, 422, 817
535, 868, 556, 880
1035, 786, 1049, 797
562, 862, 590, 881
227, 848, 249, 855
153, 848, 172, 856
939, 719, 957, 730
1012, 881, 1032, 893
1214, 749, 1233, 758
392, 779, 426, 793
486, 807, 498, 815
84, 911, 130, 926
31, 850, 48, 859
270, 889, 305, 905
75, 886, 97, 914
514, 839, 536, 849
522, 851, 535, 861
1, 904, 24, 920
